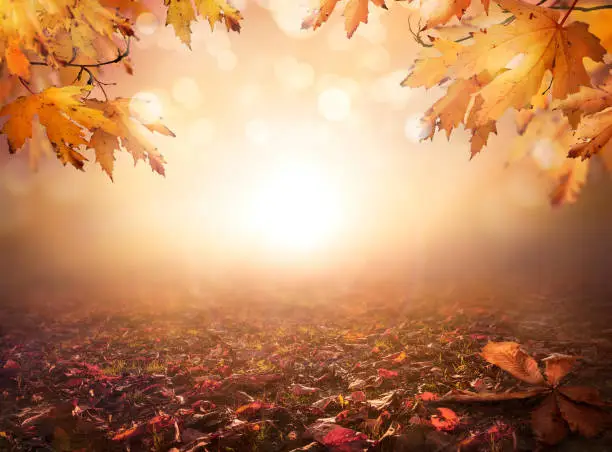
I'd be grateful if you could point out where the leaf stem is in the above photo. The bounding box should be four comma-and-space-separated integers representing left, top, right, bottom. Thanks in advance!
559, 0, 579, 25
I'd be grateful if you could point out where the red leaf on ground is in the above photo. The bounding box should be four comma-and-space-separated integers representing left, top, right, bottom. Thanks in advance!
377, 368, 398, 379
291, 383, 320, 396
430, 407, 460, 431
417, 392, 439, 401
3, 360, 20, 369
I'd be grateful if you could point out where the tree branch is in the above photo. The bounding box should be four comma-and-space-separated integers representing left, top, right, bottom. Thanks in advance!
29, 37, 130, 70
550, 3, 612, 12
559, 0, 580, 24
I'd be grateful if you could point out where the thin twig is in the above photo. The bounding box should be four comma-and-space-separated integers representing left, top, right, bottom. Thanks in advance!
29, 37, 130, 70
550, 3, 612, 12
18, 77, 34, 94
559, 0, 580, 25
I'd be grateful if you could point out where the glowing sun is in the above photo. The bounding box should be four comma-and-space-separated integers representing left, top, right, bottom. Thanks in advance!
247, 161, 344, 253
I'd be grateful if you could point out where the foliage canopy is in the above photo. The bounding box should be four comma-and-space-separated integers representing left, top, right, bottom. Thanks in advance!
0, 0, 611, 205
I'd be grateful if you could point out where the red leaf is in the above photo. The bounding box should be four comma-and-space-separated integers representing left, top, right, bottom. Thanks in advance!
377, 368, 398, 379
3, 360, 20, 369
416, 392, 439, 401
430, 407, 460, 431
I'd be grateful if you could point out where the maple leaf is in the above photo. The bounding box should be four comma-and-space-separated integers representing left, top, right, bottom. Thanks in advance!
416, 0, 490, 29
481, 341, 545, 385
4, 40, 31, 79
0, 0, 133, 67
302, 0, 388, 38
553, 80, 612, 162
86, 98, 173, 178
0, 85, 117, 170
404, 0, 606, 158
442, 341, 611, 445
165, 0, 242, 47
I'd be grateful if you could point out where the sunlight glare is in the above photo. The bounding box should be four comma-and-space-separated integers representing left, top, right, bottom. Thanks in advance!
318, 88, 351, 121
247, 162, 344, 254
129, 92, 164, 123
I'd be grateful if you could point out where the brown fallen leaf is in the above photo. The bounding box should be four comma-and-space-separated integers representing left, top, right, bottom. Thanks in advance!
481, 341, 545, 386
447, 342, 611, 446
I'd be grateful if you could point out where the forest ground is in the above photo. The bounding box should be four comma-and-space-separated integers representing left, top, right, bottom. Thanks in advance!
1, 276, 612, 452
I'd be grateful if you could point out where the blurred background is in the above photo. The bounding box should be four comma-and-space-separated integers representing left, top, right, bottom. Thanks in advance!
1, 0, 611, 307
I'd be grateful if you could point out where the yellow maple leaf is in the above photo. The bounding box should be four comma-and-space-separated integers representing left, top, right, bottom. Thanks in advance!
195, 0, 242, 32
553, 79, 612, 160
302, 0, 387, 38
567, 107, 612, 160
454, 0, 605, 125
549, 158, 589, 206
407, 0, 605, 132
572, 4, 612, 53
0, 0, 133, 66
402, 38, 462, 89
86, 98, 174, 178
165, 0, 243, 47
417, 0, 472, 28
4, 40, 31, 79
0, 86, 118, 171
555, 80, 612, 128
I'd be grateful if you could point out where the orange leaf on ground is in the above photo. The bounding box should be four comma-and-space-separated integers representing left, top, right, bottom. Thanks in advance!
542, 354, 578, 387
481, 342, 545, 385
431, 407, 460, 431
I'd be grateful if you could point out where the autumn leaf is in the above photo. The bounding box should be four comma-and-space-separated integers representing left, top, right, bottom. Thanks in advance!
542, 354, 578, 387
430, 407, 460, 431
302, 0, 388, 38
195, 0, 242, 32
460, 0, 605, 125
0, 85, 117, 170
481, 342, 545, 385
402, 38, 462, 89
4, 40, 30, 79
416, 0, 484, 29
165, 0, 242, 47
554, 80, 612, 128
549, 159, 589, 206
441, 387, 548, 402
531, 393, 568, 445
556, 393, 608, 438
86, 98, 173, 177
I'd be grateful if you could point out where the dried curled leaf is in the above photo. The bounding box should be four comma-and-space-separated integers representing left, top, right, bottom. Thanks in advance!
542, 354, 578, 387
481, 342, 545, 386
558, 386, 610, 407
302, 0, 388, 38
556, 393, 608, 438
441, 387, 548, 402
531, 394, 568, 445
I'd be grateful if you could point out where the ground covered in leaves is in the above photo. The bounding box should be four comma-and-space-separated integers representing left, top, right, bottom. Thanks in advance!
1, 282, 612, 451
